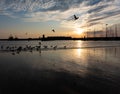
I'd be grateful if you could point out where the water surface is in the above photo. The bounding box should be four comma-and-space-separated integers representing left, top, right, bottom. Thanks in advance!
0, 41, 120, 94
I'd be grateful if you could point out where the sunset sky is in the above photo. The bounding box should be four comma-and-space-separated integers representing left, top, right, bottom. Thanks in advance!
0, 0, 120, 39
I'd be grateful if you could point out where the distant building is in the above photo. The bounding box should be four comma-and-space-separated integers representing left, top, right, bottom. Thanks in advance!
41, 36, 72, 41
42, 34, 45, 39
8, 34, 14, 40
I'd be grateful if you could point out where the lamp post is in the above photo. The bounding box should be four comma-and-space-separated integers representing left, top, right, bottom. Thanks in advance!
115, 24, 118, 38
94, 29, 95, 38
106, 24, 108, 38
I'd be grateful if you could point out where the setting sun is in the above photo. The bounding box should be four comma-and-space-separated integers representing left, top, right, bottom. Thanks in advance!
74, 28, 84, 35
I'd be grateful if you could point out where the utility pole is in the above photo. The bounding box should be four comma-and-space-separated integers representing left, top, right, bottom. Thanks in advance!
106, 24, 108, 38
115, 24, 118, 38
109, 27, 112, 37
94, 29, 95, 38
86, 31, 88, 38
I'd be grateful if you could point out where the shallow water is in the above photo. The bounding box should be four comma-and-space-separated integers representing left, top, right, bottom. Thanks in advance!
0, 41, 120, 94
0, 40, 120, 49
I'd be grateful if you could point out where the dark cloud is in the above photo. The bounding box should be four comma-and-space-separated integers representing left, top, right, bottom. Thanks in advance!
86, 0, 102, 6
89, 22, 102, 26
0, 0, 85, 12
88, 16, 108, 23
30, 0, 85, 12
87, 5, 108, 13
85, 0, 120, 25
104, 10, 120, 17
80, 22, 101, 28
88, 10, 120, 23
0, 0, 119, 24
86, 0, 115, 6
0, 0, 113, 12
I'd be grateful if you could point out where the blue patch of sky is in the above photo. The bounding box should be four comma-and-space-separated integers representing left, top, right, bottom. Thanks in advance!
87, 0, 102, 6
87, 5, 108, 13
0, 15, 21, 29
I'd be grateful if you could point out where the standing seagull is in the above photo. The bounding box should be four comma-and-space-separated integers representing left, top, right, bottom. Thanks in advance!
73, 15, 79, 20
52, 29, 55, 32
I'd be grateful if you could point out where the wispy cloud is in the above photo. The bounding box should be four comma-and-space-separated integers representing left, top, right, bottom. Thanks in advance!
0, 0, 120, 31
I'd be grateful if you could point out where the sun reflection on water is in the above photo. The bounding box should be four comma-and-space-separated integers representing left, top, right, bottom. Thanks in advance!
74, 41, 83, 57
71, 41, 89, 68
76, 48, 81, 57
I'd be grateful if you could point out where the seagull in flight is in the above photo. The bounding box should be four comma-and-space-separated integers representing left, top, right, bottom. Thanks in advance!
52, 29, 55, 32
73, 15, 79, 20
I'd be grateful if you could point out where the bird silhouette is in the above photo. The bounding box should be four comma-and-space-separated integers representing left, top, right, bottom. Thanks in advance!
52, 29, 55, 32
73, 15, 79, 20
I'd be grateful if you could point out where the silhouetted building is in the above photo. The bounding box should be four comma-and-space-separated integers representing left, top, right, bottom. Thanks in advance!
8, 34, 14, 40
42, 34, 45, 39
41, 36, 72, 41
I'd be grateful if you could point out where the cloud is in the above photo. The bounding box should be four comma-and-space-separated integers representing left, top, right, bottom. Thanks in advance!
0, 0, 84, 12
87, 4, 120, 23
0, 0, 120, 31
87, 5, 108, 14
80, 22, 102, 28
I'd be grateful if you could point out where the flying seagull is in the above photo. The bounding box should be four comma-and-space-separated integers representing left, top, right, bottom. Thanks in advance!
73, 15, 79, 20
52, 29, 55, 32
